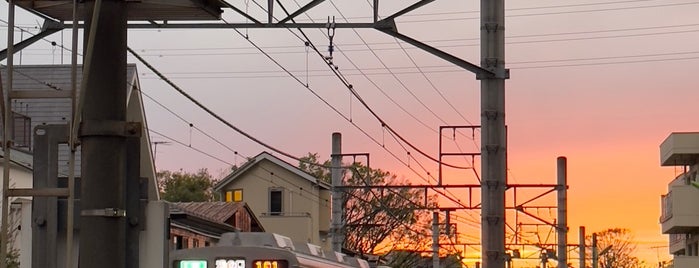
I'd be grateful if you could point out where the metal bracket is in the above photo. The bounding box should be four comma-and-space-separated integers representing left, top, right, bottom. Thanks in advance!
482, 23, 502, 33
483, 110, 499, 121
79, 120, 141, 138
486, 180, 500, 189
484, 58, 499, 68
486, 250, 501, 260
486, 215, 501, 225
81, 208, 127, 217
477, 68, 510, 80
485, 144, 500, 154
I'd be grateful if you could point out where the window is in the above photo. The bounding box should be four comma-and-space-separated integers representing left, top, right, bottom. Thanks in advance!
174, 235, 184, 250
225, 189, 243, 202
269, 189, 283, 215
11, 112, 31, 148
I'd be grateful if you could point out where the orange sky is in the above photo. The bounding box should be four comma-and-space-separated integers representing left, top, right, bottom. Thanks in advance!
4, 0, 698, 266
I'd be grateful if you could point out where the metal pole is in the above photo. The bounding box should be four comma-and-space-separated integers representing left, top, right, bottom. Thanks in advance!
480, 0, 507, 266
0, 2, 15, 267
331, 132, 343, 252
65, 1, 80, 267
79, 1, 128, 268
579, 227, 586, 268
592, 233, 598, 268
432, 211, 439, 268
557, 157, 568, 268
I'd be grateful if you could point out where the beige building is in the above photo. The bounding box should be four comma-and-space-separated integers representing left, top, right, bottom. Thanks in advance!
213, 152, 332, 250
659, 132, 699, 268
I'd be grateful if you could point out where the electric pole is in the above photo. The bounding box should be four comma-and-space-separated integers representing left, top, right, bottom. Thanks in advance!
557, 157, 568, 268
79, 1, 128, 268
480, 0, 508, 266
331, 132, 343, 252
433, 211, 440, 268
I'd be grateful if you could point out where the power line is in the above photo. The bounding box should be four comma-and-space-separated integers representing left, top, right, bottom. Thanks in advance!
396, 1, 699, 23
148, 128, 233, 166
126, 26, 699, 58
121, 21, 699, 53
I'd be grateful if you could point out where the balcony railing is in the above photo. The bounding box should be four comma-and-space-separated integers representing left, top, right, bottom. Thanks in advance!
661, 193, 673, 222
660, 184, 699, 234
669, 233, 687, 254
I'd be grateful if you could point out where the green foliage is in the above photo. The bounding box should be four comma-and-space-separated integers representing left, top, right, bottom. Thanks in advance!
157, 169, 218, 202
297, 153, 434, 255
587, 228, 649, 268
5, 248, 19, 268
298, 153, 331, 182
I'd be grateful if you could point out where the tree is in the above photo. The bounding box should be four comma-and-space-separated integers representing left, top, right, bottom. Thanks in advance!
297, 153, 446, 261
587, 228, 648, 268
157, 169, 219, 202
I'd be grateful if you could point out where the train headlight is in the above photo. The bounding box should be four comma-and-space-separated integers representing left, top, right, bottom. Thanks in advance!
177, 260, 207, 268
253, 260, 288, 268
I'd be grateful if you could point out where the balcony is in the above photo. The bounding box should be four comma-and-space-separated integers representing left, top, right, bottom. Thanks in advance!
660, 132, 699, 166
661, 185, 699, 234
670, 233, 687, 255
672, 256, 699, 268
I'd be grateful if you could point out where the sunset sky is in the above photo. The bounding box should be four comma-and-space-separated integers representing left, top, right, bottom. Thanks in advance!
3, 0, 699, 266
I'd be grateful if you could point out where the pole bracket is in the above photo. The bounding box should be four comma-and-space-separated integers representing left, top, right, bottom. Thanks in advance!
485, 250, 501, 260
79, 120, 141, 138
485, 215, 501, 225
81, 208, 127, 217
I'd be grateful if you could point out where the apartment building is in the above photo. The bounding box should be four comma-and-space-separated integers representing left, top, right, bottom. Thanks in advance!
659, 132, 699, 268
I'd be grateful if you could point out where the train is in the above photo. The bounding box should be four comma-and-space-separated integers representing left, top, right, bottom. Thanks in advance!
170, 232, 380, 268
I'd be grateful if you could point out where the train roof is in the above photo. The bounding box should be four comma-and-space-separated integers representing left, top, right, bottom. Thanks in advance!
217, 232, 370, 268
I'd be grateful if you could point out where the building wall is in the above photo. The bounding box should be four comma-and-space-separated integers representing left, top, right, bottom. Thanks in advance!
170, 227, 216, 250
220, 160, 330, 248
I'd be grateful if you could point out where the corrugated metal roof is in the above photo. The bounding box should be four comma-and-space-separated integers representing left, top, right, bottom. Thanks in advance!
171, 201, 245, 224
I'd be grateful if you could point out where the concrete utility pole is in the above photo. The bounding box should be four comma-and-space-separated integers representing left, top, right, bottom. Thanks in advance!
79, 1, 128, 268
432, 211, 439, 268
331, 132, 343, 252
592, 233, 598, 268
480, 0, 507, 266
557, 157, 568, 268
579, 227, 586, 268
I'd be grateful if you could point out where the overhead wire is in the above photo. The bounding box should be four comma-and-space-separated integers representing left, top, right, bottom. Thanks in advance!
124, 21, 699, 54
274, 0, 477, 208
327, 1, 468, 141
240, 0, 473, 171
394, 1, 699, 23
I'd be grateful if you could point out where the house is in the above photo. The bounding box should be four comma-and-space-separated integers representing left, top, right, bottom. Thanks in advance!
169, 201, 264, 248
213, 151, 332, 250
1, 64, 161, 268
659, 132, 699, 268
168, 201, 264, 250
0, 148, 33, 264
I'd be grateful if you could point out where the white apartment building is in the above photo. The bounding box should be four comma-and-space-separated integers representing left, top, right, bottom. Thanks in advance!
659, 132, 699, 268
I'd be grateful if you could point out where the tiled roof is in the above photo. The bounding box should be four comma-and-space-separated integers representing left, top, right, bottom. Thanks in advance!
171, 201, 245, 224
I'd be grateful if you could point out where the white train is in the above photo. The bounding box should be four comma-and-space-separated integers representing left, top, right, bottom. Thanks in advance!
170, 232, 375, 268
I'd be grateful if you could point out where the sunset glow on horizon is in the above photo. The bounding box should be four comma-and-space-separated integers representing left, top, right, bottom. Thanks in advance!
4, 0, 698, 266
